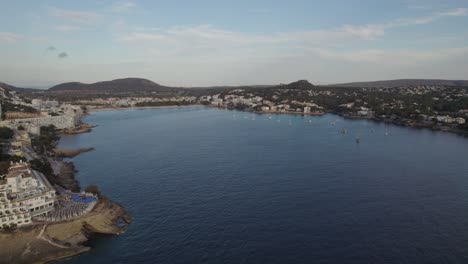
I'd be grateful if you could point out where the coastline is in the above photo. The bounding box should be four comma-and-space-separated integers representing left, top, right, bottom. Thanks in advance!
340, 114, 468, 138
85, 104, 467, 137
0, 115, 132, 264
87, 104, 204, 112
52, 147, 95, 158
0, 197, 131, 264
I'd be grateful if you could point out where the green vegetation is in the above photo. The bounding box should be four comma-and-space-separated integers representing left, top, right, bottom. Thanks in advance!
0, 127, 14, 141
32, 125, 59, 154
80, 105, 88, 114
29, 158, 60, 186
0, 223, 18, 232
0, 100, 38, 114
30, 159, 54, 177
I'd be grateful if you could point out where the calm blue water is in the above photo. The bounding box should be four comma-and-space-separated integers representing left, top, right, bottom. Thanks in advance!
57, 106, 468, 264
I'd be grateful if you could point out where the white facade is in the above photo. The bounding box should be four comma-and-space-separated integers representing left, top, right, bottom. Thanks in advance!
261, 106, 270, 111
0, 162, 56, 227
0, 115, 79, 135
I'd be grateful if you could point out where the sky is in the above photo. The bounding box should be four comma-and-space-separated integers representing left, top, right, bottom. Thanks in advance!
0, 0, 468, 87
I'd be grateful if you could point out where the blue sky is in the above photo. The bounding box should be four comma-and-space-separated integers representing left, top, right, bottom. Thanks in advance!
1, 0, 467, 87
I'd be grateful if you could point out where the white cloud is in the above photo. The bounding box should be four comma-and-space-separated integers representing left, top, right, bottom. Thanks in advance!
119, 7, 466, 53
340, 24, 385, 39
437, 8, 467, 17
52, 25, 85, 32
0, 32, 23, 43
391, 7, 467, 27
111, 1, 136, 12
119, 23, 386, 50
111, 6, 468, 85
310, 47, 468, 65
407, 5, 432, 10
50, 7, 100, 25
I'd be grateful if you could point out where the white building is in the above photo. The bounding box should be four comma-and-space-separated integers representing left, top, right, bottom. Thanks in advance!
0, 162, 56, 227
261, 106, 270, 112
0, 115, 79, 135
456, 117, 466, 124
211, 98, 224, 106
31, 99, 59, 109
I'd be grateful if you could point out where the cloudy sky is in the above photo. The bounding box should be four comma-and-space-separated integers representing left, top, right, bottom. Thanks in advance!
1, 0, 468, 87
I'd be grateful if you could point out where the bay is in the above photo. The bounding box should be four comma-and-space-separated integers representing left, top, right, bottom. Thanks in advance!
57, 106, 468, 264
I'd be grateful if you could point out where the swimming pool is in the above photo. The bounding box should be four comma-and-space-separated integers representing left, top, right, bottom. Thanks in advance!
71, 194, 97, 204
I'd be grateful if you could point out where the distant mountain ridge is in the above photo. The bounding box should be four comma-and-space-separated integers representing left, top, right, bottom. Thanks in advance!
0, 82, 43, 93
0, 82, 16, 91
3, 78, 468, 97
333, 79, 468, 88
48, 78, 176, 93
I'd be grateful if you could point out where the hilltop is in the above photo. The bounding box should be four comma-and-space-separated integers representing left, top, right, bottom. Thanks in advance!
48, 78, 177, 93
0, 82, 40, 93
279, 80, 315, 89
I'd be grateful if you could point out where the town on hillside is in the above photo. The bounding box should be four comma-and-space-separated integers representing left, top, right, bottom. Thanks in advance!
0, 87, 99, 231
6, 79, 467, 135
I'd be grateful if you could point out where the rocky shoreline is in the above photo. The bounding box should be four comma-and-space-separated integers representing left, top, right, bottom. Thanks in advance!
340, 113, 468, 138
0, 119, 131, 264
62, 123, 96, 135
52, 147, 95, 158
0, 197, 131, 264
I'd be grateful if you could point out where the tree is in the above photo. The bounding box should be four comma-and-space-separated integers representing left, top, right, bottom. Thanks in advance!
0, 127, 13, 140
80, 105, 88, 114
30, 159, 54, 178
32, 125, 59, 154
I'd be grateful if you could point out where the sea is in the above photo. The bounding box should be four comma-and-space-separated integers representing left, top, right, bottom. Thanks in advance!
56, 106, 468, 264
